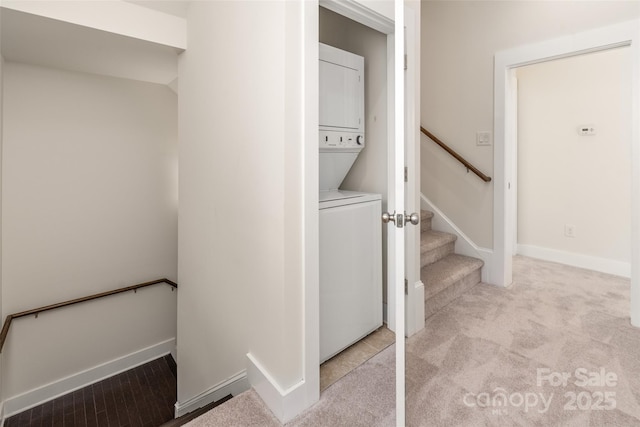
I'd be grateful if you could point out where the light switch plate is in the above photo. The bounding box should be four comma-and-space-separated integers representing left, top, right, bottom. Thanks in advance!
476, 131, 491, 146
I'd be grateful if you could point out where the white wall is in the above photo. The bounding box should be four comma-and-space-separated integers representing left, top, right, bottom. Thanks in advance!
516, 48, 631, 275
421, 1, 640, 249
177, 1, 307, 420
1, 62, 177, 405
319, 6, 388, 308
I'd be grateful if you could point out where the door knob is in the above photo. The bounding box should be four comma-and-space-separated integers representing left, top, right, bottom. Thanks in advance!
405, 212, 420, 226
382, 211, 396, 224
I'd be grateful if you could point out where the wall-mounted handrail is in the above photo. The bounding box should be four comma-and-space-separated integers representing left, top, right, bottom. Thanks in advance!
420, 126, 492, 182
0, 278, 178, 353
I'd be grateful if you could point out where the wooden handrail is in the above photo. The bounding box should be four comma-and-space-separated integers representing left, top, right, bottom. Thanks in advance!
420, 126, 492, 182
0, 278, 178, 353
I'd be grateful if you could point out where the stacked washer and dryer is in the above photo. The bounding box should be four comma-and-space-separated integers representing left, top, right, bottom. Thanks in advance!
319, 43, 383, 363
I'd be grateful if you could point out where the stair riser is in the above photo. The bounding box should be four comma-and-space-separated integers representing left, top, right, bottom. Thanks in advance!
425, 268, 481, 319
421, 242, 454, 268
421, 216, 432, 232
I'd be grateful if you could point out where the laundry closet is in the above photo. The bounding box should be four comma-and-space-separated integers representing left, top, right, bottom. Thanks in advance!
318, 7, 389, 364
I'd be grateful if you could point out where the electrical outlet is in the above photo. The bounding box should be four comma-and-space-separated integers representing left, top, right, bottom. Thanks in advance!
565, 224, 576, 238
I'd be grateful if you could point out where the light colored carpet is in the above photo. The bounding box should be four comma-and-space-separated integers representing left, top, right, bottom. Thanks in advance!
185, 256, 640, 426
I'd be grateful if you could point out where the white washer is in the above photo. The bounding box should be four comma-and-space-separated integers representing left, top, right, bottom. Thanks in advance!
319, 190, 382, 363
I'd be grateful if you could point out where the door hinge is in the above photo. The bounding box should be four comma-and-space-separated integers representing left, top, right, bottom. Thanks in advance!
404, 54, 408, 71
404, 278, 408, 295
404, 166, 408, 182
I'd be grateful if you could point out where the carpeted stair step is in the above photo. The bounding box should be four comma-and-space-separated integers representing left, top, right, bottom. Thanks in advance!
420, 210, 433, 232
420, 230, 456, 267
421, 253, 483, 319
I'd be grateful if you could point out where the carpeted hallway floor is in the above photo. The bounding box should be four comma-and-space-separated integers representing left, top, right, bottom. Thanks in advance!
185, 256, 640, 426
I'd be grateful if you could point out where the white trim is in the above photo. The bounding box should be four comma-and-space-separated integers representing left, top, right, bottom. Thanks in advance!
3, 338, 176, 419
420, 194, 494, 284
246, 353, 307, 424
412, 280, 424, 330
319, 0, 394, 35
517, 244, 631, 278
393, 0, 405, 424
386, 32, 397, 333
302, 0, 321, 418
174, 370, 249, 418
0, 400, 5, 427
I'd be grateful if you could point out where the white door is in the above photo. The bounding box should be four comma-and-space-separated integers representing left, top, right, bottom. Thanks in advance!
383, 2, 415, 425
385, 3, 422, 425
403, 2, 423, 337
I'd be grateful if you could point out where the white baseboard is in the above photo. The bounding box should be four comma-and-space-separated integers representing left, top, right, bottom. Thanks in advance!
420, 194, 495, 284
246, 352, 311, 423
3, 338, 176, 419
517, 244, 631, 278
174, 370, 249, 417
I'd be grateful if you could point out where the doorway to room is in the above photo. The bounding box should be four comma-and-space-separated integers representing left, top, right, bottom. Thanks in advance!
494, 19, 640, 326
514, 47, 632, 278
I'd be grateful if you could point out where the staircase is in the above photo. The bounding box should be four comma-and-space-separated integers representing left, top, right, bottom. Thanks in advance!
420, 210, 483, 319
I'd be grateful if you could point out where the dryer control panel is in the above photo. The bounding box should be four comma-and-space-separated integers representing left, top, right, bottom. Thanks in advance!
319, 130, 364, 151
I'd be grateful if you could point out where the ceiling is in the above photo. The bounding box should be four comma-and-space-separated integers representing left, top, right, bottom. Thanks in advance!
124, 1, 189, 18
1, 7, 181, 85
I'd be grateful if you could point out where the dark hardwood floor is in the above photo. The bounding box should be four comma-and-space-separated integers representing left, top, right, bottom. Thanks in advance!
6, 355, 178, 427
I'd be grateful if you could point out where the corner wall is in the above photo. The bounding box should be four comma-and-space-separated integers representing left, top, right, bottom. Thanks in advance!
421, 1, 640, 250
1, 62, 178, 413
177, 1, 309, 421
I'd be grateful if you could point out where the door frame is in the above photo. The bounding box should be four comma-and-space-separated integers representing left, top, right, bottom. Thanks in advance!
317, 0, 397, 329
404, 1, 424, 337
493, 19, 640, 326
305, 0, 396, 407
306, 0, 418, 424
